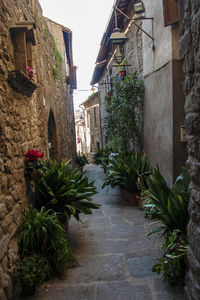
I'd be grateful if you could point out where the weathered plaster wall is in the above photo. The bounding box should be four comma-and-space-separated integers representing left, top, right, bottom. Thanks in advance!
143, 0, 186, 183
142, 0, 172, 76
0, 0, 76, 298
144, 62, 173, 181
179, 0, 200, 299
82, 94, 102, 160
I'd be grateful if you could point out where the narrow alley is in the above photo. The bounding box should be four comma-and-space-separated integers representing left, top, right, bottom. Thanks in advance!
21, 165, 184, 300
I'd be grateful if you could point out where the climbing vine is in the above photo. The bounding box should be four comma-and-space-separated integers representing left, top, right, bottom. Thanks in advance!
104, 72, 144, 152
44, 28, 63, 80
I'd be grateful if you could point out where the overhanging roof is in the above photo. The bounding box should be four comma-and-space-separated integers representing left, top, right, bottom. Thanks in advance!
91, 0, 130, 85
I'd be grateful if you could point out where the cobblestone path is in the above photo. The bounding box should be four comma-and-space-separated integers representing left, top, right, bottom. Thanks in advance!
21, 165, 184, 300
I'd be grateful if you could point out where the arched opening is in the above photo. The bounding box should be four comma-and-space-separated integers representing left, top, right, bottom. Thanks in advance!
48, 110, 58, 159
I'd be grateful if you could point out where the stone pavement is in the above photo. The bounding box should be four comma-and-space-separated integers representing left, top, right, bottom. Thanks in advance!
19, 165, 184, 300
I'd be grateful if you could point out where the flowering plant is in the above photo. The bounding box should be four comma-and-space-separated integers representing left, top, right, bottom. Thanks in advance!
27, 66, 34, 80
25, 150, 44, 180
25, 149, 44, 162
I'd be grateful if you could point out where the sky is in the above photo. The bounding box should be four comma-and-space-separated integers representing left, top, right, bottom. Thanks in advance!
38, 0, 114, 109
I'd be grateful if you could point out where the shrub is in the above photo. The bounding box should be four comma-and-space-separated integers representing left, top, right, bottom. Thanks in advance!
14, 254, 51, 296
17, 206, 77, 276
35, 160, 100, 222
142, 168, 190, 285
75, 153, 89, 167
103, 151, 151, 193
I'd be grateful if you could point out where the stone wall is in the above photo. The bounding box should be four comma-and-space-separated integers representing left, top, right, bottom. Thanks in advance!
179, 0, 200, 299
0, 0, 76, 298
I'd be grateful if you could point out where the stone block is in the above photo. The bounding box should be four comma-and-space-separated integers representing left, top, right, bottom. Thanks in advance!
4, 196, 15, 212
97, 281, 152, 300
1, 212, 14, 234
180, 30, 191, 59
0, 288, 7, 300
0, 203, 7, 220
126, 255, 158, 278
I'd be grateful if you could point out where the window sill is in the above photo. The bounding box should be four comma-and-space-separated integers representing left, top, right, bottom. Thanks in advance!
8, 70, 37, 96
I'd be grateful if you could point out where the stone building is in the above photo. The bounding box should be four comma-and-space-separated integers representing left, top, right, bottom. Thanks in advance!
0, 0, 76, 298
91, 0, 143, 148
179, 0, 200, 299
80, 92, 102, 161
75, 109, 86, 155
91, 0, 187, 183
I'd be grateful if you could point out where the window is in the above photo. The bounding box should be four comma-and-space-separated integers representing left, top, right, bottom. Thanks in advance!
10, 22, 36, 74
8, 22, 37, 95
163, 0, 179, 27
94, 106, 97, 127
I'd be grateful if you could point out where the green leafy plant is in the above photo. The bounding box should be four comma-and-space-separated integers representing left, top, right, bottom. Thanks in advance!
142, 168, 190, 235
14, 254, 51, 296
75, 153, 89, 168
18, 206, 77, 276
35, 160, 100, 222
142, 168, 190, 285
103, 151, 151, 194
93, 149, 110, 166
152, 230, 188, 285
105, 72, 144, 151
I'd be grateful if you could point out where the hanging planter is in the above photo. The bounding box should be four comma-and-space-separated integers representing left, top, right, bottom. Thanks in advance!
120, 70, 126, 77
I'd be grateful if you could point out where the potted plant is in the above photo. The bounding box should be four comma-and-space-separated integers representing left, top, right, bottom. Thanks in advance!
75, 153, 89, 171
103, 151, 151, 206
14, 254, 51, 296
35, 160, 100, 223
24, 149, 44, 181
120, 69, 126, 77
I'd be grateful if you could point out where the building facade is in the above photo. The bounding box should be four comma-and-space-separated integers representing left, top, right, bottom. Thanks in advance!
80, 92, 102, 161
91, 0, 187, 183
0, 0, 76, 298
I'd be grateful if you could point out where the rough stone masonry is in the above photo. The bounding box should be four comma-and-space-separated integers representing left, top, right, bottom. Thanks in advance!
179, 0, 200, 299
0, 0, 76, 299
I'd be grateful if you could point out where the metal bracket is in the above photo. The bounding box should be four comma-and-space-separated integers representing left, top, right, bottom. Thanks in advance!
114, 6, 155, 50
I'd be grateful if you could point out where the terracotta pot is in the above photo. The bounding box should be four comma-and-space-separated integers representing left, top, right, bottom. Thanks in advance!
119, 187, 138, 205
120, 70, 126, 77
127, 192, 138, 206
184, 255, 190, 270
119, 187, 129, 201
29, 170, 42, 181
136, 194, 143, 209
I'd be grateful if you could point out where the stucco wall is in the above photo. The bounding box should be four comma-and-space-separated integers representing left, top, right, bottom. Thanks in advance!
142, 0, 172, 76
144, 62, 173, 182
0, 0, 75, 298
143, 0, 186, 183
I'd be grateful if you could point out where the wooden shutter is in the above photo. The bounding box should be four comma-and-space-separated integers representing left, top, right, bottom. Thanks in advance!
163, 0, 179, 27
13, 29, 27, 73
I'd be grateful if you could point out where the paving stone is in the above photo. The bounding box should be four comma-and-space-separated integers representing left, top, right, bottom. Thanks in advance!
97, 281, 153, 300
66, 255, 126, 283
153, 278, 184, 300
17, 165, 184, 300
127, 255, 159, 278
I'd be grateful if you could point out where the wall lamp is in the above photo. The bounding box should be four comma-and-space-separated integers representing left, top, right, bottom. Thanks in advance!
110, 28, 128, 64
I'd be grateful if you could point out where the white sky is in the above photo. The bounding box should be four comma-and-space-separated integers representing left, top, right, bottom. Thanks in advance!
38, 0, 114, 109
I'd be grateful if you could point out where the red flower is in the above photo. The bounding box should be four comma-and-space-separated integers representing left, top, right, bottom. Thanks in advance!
25, 149, 44, 162
27, 66, 34, 80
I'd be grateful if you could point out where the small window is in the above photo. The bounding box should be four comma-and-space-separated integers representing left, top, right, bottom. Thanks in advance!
163, 0, 179, 27
10, 22, 36, 75
94, 106, 97, 127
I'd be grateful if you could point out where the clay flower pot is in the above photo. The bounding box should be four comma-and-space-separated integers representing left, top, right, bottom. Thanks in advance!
120, 70, 126, 77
